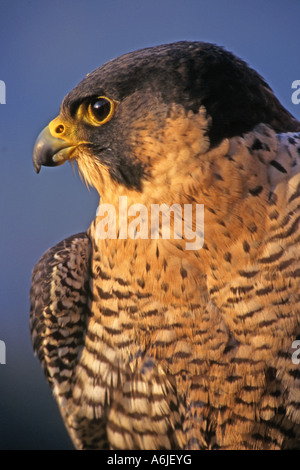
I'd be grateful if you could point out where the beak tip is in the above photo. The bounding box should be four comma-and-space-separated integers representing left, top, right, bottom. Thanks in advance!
32, 124, 73, 172
33, 148, 41, 173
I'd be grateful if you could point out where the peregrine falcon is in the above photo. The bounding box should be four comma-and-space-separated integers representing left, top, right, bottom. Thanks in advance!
31, 41, 300, 450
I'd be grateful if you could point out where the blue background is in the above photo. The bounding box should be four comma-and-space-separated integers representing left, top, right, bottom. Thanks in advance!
0, 0, 299, 449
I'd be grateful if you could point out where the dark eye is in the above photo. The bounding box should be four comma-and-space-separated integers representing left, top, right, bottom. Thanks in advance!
88, 96, 115, 125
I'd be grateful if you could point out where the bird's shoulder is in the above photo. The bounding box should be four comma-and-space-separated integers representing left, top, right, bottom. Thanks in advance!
30, 232, 91, 380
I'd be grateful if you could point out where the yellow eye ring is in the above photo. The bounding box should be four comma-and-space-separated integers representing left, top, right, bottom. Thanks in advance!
87, 96, 116, 126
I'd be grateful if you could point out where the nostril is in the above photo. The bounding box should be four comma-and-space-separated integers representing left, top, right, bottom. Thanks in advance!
55, 124, 65, 134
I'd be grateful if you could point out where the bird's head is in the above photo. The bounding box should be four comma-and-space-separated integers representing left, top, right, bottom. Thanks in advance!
33, 41, 299, 206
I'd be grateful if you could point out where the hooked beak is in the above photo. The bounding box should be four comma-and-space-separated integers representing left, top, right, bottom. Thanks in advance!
33, 118, 77, 174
